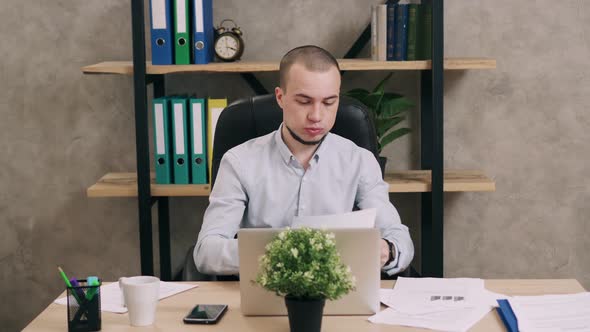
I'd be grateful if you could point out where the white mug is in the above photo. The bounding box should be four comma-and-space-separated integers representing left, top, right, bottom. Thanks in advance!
119, 276, 160, 326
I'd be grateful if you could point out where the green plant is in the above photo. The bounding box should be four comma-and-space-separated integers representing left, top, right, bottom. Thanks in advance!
344, 73, 414, 154
255, 228, 355, 301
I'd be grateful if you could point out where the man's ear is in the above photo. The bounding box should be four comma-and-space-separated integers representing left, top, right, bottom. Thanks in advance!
275, 86, 284, 109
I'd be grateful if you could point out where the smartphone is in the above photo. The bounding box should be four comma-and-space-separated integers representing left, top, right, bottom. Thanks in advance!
183, 304, 228, 324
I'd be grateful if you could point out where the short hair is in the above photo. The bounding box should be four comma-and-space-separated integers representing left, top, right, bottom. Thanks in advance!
279, 45, 340, 91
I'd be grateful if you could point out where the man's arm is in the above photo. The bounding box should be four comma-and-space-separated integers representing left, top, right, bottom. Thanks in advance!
194, 152, 247, 275
356, 150, 415, 276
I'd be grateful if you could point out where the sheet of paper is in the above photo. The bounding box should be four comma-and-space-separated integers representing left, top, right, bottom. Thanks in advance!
54, 281, 197, 313
369, 277, 506, 331
381, 277, 497, 315
369, 305, 492, 332
509, 292, 590, 332
291, 208, 376, 229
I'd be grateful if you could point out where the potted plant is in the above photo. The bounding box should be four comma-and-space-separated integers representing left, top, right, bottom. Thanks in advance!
344, 72, 415, 175
255, 227, 355, 332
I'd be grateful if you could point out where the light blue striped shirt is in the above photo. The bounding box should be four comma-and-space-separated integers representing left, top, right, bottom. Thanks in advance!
195, 125, 414, 276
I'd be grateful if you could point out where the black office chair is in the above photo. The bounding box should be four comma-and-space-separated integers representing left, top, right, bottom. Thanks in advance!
181, 94, 417, 280
209, 94, 380, 188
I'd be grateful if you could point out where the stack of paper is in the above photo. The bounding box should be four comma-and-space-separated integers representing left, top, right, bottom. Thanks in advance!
509, 292, 590, 331
369, 277, 506, 332
55, 281, 197, 313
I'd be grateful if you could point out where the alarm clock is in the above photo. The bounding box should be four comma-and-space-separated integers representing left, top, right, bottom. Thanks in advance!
214, 19, 244, 62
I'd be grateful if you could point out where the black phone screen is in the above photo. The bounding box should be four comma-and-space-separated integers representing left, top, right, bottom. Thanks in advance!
183, 304, 228, 324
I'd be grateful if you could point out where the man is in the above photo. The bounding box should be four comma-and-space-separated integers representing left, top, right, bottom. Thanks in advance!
195, 45, 414, 276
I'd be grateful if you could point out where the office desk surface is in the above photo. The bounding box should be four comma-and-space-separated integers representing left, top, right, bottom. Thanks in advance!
24, 279, 585, 331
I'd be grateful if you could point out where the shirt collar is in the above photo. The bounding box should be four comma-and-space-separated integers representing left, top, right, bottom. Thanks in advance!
274, 124, 294, 164
274, 123, 330, 165
313, 132, 330, 162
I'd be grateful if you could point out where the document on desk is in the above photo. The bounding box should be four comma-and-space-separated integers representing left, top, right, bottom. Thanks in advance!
369, 277, 506, 332
509, 292, 590, 332
54, 281, 197, 313
291, 208, 376, 229
381, 277, 499, 313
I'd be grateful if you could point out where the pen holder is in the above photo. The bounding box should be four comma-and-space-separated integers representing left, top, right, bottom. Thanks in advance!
66, 279, 101, 332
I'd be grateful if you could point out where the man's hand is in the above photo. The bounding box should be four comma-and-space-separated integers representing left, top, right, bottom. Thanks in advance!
381, 239, 390, 267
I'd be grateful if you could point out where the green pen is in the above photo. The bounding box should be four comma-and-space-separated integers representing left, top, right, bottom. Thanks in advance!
85, 276, 100, 300
58, 266, 82, 304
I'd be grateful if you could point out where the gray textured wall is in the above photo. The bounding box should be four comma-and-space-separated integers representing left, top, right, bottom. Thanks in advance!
1, 0, 588, 330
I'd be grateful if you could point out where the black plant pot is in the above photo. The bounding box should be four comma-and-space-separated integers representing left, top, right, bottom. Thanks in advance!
378, 156, 387, 179
284, 296, 325, 332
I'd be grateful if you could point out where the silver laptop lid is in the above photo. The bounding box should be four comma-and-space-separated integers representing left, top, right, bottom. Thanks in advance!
238, 228, 380, 316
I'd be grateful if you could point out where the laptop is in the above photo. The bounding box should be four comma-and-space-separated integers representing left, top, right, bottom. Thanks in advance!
238, 228, 380, 316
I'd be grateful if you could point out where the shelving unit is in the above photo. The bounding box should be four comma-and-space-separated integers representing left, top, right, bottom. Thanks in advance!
83, 0, 495, 280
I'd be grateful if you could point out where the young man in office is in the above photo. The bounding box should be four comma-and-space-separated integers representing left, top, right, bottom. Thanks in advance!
194, 45, 414, 277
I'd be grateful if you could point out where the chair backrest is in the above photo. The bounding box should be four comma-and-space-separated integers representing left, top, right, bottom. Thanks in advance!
210, 94, 379, 188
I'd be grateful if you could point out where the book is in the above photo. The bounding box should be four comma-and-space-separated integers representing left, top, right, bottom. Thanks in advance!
377, 4, 388, 61
394, 4, 409, 61
386, 3, 397, 61
417, 4, 432, 60
406, 4, 420, 61
371, 5, 378, 60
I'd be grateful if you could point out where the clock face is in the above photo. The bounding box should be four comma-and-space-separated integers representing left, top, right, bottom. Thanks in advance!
215, 34, 240, 60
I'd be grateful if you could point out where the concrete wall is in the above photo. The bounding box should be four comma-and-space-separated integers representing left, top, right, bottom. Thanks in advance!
1, 0, 588, 330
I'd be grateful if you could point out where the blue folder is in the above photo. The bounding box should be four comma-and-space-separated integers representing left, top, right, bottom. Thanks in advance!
496, 299, 518, 332
192, 0, 214, 64
149, 0, 174, 65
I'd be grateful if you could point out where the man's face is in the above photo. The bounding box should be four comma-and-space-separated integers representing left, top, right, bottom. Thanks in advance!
275, 63, 341, 145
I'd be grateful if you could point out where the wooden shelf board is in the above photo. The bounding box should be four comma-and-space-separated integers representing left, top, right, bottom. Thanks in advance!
82, 58, 496, 75
386, 170, 496, 193
87, 172, 210, 197
87, 170, 495, 197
